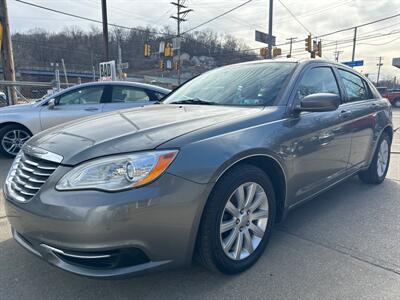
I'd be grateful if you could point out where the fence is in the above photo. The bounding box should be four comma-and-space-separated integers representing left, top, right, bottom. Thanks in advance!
0, 81, 73, 106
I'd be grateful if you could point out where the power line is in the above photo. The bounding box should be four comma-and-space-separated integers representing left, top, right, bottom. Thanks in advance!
277, 0, 312, 34
13, 0, 174, 37
317, 12, 400, 38
181, 0, 253, 34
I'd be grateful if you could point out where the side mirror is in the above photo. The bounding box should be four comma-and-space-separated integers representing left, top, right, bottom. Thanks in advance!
296, 93, 340, 112
48, 98, 56, 110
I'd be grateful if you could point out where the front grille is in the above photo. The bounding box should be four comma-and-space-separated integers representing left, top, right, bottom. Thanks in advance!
10, 152, 60, 201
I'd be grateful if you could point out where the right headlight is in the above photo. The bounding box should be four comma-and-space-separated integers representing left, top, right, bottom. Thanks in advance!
56, 150, 178, 192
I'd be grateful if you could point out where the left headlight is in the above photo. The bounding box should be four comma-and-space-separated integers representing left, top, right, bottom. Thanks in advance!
56, 150, 178, 192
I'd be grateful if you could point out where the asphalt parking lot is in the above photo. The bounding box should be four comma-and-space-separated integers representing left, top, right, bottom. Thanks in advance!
0, 109, 399, 300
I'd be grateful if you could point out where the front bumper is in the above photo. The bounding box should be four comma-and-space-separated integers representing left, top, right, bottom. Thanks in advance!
4, 171, 210, 278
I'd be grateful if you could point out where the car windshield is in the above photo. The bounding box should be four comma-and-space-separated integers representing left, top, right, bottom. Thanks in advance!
164, 62, 296, 106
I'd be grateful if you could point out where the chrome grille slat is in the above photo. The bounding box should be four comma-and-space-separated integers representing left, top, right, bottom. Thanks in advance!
9, 151, 60, 201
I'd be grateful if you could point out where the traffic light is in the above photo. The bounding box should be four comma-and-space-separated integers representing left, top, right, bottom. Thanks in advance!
305, 35, 312, 52
144, 43, 151, 57
164, 43, 173, 57
0, 22, 3, 52
160, 60, 165, 70
260, 48, 267, 58
317, 41, 322, 57
174, 61, 180, 70
272, 48, 282, 58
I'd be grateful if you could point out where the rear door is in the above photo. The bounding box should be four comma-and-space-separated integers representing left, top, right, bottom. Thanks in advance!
288, 65, 352, 203
335, 68, 379, 170
40, 85, 105, 130
102, 85, 156, 112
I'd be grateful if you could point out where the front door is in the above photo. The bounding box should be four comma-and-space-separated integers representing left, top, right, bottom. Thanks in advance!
40, 85, 105, 130
288, 66, 352, 204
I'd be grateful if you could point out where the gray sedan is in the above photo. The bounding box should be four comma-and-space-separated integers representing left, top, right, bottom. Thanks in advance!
4, 59, 393, 277
0, 82, 170, 157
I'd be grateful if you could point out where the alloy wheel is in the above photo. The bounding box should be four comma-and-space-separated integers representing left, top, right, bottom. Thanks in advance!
219, 182, 269, 260
1, 129, 31, 156
377, 139, 389, 177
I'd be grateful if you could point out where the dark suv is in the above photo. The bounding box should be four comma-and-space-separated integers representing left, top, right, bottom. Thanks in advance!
4, 59, 393, 278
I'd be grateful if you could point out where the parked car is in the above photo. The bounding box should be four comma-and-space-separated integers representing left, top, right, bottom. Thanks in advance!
4, 59, 393, 278
0, 91, 7, 107
0, 81, 170, 157
376, 86, 400, 107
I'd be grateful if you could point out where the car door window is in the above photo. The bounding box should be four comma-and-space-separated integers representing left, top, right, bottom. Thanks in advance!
338, 70, 370, 102
112, 86, 150, 103
296, 67, 340, 101
58, 86, 104, 105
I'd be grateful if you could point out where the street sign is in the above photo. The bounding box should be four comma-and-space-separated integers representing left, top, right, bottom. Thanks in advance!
342, 60, 364, 67
172, 37, 181, 50
118, 62, 129, 69
392, 57, 400, 69
159, 41, 165, 54
99, 60, 116, 81
255, 30, 276, 46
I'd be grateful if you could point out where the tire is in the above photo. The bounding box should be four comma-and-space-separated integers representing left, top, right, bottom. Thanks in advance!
0, 124, 32, 158
359, 132, 391, 184
196, 164, 276, 274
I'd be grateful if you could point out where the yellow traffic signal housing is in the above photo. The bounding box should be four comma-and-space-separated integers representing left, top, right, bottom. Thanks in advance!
260, 48, 267, 58
317, 41, 322, 57
164, 43, 173, 57
144, 43, 151, 57
305, 35, 312, 52
272, 48, 282, 57
160, 60, 165, 70
0, 22, 3, 52
174, 61, 180, 70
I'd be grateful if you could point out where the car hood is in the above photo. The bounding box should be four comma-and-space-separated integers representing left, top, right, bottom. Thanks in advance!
27, 104, 264, 165
0, 103, 35, 114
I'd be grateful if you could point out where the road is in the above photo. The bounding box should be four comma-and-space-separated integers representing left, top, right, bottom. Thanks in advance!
0, 109, 399, 300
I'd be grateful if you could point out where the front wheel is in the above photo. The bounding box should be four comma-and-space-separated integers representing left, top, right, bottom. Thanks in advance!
359, 132, 391, 184
0, 125, 32, 158
196, 164, 276, 274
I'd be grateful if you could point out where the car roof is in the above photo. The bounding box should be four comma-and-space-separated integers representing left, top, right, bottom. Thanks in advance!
72, 81, 171, 93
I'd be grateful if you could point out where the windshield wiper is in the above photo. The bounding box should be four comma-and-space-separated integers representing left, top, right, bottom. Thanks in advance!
169, 98, 218, 105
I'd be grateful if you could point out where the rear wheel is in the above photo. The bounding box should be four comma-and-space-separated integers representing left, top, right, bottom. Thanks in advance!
0, 125, 32, 158
196, 164, 276, 274
393, 97, 400, 108
359, 132, 391, 184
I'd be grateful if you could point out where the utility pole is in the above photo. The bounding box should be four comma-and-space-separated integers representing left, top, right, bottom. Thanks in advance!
51, 62, 61, 92
376, 56, 383, 87
171, 0, 192, 85
352, 26, 357, 62
61, 58, 68, 86
101, 0, 109, 61
0, 0, 17, 105
117, 41, 122, 79
333, 41, 343, 62
268, 0, 274, 59
286, 37, 296, 58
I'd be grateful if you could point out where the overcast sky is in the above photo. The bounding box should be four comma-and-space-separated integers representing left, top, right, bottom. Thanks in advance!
7, 0, 400, 81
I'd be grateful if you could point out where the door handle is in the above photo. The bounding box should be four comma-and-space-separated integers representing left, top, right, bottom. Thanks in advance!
84, 108, 99, 112
339, 110, 352, 118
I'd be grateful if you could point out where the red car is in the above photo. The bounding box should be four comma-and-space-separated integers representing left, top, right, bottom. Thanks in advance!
377, 87, 400, 107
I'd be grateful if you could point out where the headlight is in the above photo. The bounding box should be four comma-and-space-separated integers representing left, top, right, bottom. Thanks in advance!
56, 150, 178, 191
